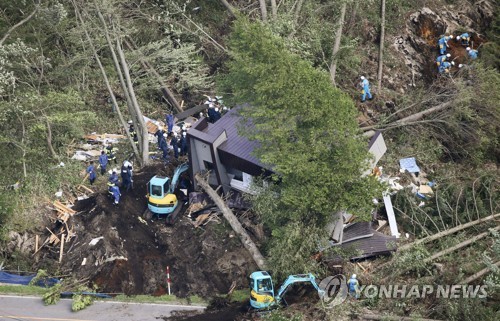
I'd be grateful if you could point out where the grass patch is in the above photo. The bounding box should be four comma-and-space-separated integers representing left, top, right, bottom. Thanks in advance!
0, 284, 50, 296
112, 294, 207, 306
228, 289, 248, 303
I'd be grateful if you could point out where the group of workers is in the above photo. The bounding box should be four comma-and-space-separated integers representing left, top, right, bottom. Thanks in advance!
155, 120, 189, 162
85, 142, 134, 206
436, 32, 479, 73
200, 95, 228, 123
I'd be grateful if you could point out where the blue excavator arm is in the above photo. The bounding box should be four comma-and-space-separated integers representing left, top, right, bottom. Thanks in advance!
168, 162, 189, 194
275, 273, 325, 303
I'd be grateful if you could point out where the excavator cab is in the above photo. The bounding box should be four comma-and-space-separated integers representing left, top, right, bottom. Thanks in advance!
249, 271, 275, 309
146, 163, 189, 224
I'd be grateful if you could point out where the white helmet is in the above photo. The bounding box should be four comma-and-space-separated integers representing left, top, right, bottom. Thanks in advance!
360, 76, 365, 80
215, 107, 219, 112
456, 35, 460, 40
459, 64, 464, 68
446, 53, 451, 57
182, 125, 186, 130
223, 106, 228, 111
451, 61, 455, 66
158, 126, 163, 131
466, 47, 471, 51
173, 132, 178, 137
163, 133, 168, 138
182, 131, 186, 136
352, 274, 357, 279
209, 103, 214, 108
128, 120, 133, 124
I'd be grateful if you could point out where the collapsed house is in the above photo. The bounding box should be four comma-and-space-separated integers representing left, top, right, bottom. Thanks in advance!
186, 107, 387, 195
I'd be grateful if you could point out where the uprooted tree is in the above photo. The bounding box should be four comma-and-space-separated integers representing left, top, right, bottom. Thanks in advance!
220, 18, 383, 278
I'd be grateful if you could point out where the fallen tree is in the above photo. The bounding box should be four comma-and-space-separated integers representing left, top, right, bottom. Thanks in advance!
462, 261, 500, 284
195, 173, 267, 270
399, 213, 500, 251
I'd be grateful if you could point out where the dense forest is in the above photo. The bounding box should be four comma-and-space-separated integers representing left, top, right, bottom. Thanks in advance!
0, 1, 498, 320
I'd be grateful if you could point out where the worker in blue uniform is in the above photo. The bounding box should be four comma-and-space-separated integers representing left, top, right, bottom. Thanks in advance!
110, 185, 120, 205
439, 61, 454, 73
121, 161, 133, 192
436, 53, 451, 68
438, 35, 451, 55
105, 143, 118, 164
98, 151, 108, 175
155, 126, 165, 150
86, 161, 96, 185
160, 133, 169, 161
456, 33, 470, 46
347, 274, 360, 299
108, 169, 119, 196
171, 132, 179, 159
466, 47, 478, 59
180, 132, 188, 156
360, 76, 372, 102
166, 113, 174, 134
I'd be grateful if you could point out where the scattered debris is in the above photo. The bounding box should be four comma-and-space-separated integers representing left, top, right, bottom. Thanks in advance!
88, 237, 104, 247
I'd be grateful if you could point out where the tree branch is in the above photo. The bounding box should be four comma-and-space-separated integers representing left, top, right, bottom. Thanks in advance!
0, 2, 39, 46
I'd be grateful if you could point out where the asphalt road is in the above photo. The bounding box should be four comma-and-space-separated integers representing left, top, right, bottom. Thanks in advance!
0, 295, 205, 321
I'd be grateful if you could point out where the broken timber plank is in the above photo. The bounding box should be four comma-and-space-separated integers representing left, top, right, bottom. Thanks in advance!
77, 184, 94, 194
383, 194, 400, 238
59, 234, 65, 263
46, 227, 60, 244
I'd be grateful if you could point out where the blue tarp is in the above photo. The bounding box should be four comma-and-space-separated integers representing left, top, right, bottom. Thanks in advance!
399, 157, 420, 173
0, 271, 59, 287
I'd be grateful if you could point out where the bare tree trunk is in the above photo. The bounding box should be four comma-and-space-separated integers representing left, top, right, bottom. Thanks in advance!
347, 1, 359, 36
115, 39, 149, 165
462, 261, 500, 284
399, 213, 500, 251
377, 0, 386, 91
219, 0, 236, 18
329, 3, 346, 86
259, 0, 268, 21
45, 117, 57, 159
360, 314, 443, 321
20, 117, 27, 178
293, 0, 305, 26
270, 0, 277, 20
72, 1, 142, 165
124, 38, 183, 113
195, 173, 267, 270
424, 226, 500, 263
94, 4, 141, 160
0, 2, 39, 46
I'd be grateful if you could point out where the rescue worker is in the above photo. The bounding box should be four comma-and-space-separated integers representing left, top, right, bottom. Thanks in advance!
360, 76, 372, 102
86, 161, 97, 185
105, 143, 118, 164
166, 113, 175, 134
180, 131, 188, 156
438, 35, 452, 55
121, 160, 133, 192
207, 103, 216, 123
466, 47, 478, 59
436, 53, 451, 68
128, 120, 138, 145
110, 185, 120, 205
160, 133, 169, 161
212, 107, 222, 123
98, 150, 108, 175
108, 169, 119, 195
439, 61, 455, 73
171, 132, 179, 159
347, 274, 360, 299
155, 126, 165, 149
456, 33, 470, 46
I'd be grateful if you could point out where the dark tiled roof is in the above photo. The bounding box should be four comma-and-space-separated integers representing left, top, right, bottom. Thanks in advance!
188, 108, 271, 173
328, 222, 397, 261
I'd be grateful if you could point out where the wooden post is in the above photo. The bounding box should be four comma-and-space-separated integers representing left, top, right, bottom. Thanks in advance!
35, 235, 39, 253
59, 234, 66, 263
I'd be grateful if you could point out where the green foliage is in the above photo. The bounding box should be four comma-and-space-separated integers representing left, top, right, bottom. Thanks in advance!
28, 269, 49, 286
389, 243, 430, 276
263, 309, 303, 321
72, 285, 96, 312
43, 282, 62, 306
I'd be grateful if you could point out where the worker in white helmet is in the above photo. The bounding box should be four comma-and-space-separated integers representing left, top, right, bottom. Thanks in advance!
436, 53, 451, 68
171, 132, 179, 159
347, 274, 360, 299
360, 76, 372, 102
466, 47, 478, 59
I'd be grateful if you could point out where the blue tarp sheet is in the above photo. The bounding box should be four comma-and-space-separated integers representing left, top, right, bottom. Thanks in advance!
399, 157, 420, 173
0, 271, 59, 287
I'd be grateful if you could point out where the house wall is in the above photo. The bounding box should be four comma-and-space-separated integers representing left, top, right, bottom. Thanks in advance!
189, 138, 218, 186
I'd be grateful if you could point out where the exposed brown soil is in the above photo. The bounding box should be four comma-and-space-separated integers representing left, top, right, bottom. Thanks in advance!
35, 161, 257, 297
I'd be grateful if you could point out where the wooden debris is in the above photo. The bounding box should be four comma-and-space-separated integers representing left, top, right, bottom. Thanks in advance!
59, 234, 66, 263
376, 220, 387, 231
77, 184, 94, 194
35, 235, 39, 253
46, 227, 60, 245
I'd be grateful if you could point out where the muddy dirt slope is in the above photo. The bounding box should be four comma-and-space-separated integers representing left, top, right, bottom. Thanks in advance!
37, 162, 257, 297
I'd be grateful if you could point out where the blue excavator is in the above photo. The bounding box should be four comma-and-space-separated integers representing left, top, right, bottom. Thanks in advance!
145, 163, 189, 224
249, 271, 325, 309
